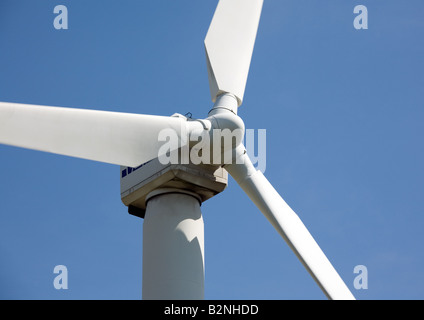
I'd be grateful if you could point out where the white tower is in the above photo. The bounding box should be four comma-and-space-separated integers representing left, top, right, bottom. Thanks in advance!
120, 155, 227, 299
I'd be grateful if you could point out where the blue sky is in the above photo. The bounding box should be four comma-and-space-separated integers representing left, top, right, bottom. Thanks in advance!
0, 0, 423, 300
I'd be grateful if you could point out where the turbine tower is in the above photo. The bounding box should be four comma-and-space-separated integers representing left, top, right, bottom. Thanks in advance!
0, 0, 355, 300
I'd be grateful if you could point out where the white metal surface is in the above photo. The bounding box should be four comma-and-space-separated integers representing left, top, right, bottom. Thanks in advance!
205, 0, 264, 106
210, 93, 239, 115
226, 146, 356, 300
0, 102, 192, 167
142, 190, 205, 300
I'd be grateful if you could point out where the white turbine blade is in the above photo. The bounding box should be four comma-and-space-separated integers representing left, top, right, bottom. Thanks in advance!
205, 0, 264, 106
226, 152, 355, 300
0, 102, 188, 167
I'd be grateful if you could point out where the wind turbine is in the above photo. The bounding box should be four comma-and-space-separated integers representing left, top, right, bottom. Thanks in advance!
0, 0, 355, 300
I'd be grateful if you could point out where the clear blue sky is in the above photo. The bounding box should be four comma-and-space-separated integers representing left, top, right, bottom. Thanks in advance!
0, 0, 423, 300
